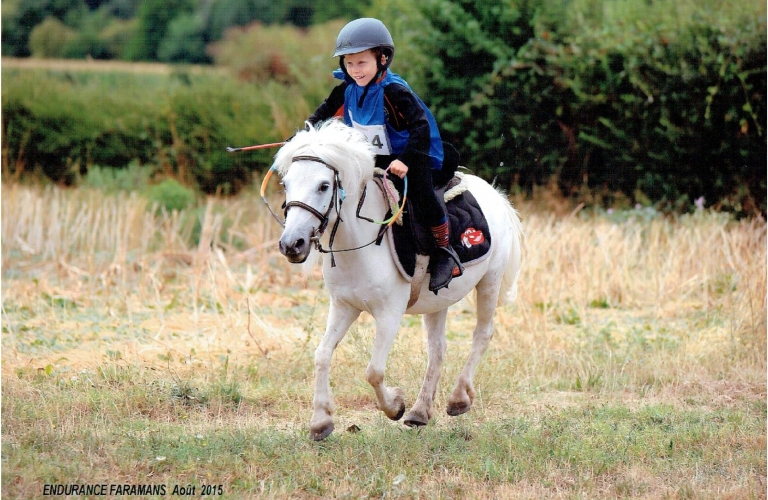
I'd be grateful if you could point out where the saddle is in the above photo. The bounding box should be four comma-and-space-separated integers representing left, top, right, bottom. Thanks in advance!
376, 144, 492, 282
387, 175, 492, 281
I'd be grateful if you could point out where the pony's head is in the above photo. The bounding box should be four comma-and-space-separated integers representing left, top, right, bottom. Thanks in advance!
274, 120, 376, 263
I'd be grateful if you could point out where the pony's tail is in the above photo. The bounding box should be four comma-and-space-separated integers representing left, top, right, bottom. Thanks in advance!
498, 198, 523, 306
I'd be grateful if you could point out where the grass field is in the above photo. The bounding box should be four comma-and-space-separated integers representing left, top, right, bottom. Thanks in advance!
2, 183, 765, 499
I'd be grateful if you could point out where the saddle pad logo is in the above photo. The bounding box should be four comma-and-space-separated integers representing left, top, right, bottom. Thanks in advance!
461, 228, 485, 248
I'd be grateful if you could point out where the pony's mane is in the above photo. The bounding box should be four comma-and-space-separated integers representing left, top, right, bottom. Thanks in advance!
273, 120, 376, 192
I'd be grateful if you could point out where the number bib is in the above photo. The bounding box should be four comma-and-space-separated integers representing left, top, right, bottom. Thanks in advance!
349, 113, 392, 155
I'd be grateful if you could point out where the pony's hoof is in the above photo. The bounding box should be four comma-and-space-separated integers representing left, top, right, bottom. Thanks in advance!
446, 402, 471, 417
403, 412, 429, 427
310, 422, 334, 441
388, 403, 405, 421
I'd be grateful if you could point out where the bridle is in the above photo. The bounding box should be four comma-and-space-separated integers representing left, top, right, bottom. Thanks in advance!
260, 155, 407, 266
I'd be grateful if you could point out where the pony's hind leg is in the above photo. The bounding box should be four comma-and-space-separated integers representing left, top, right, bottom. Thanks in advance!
447, 277, 501, 417
310, 301, 360, 441
404, 309, 447, 427
366, 313, 407, 422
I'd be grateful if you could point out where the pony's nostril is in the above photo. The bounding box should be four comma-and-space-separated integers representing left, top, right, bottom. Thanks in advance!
294, 238, 305, 251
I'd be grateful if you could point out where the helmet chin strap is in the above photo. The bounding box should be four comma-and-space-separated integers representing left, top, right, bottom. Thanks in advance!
358, 78, 375, 108
357, 68, 386, 108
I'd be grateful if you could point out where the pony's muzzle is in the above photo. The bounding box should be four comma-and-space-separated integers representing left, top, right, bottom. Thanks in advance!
279, 235, 310, 263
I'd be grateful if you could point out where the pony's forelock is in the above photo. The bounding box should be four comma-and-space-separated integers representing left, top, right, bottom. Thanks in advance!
273, 120, 376, 191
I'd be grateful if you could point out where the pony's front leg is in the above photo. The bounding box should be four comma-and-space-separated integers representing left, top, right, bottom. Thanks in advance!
310, 301, 360, 441
366, 313, 406, 421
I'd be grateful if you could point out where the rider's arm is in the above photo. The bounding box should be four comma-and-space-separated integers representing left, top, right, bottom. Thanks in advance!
384, 83, 432, 169
308, 82, 348, 126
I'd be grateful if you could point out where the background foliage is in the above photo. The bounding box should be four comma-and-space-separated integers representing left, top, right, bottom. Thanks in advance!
1, 0, 370, 60
1, 0, 765, 215
388, 0, 766, 213
1, 66, 313, 193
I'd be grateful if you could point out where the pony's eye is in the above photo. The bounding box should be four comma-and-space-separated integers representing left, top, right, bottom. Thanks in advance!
319, 182, 330, 193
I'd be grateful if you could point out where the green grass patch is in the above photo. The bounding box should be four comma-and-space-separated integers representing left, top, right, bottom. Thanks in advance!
2, 365, 765, 498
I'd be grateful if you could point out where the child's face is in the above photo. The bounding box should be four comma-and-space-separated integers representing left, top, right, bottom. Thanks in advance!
344, 50, 380, 87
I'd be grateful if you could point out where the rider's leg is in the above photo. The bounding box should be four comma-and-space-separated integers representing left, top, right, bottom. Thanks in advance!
405, 156, 463, 293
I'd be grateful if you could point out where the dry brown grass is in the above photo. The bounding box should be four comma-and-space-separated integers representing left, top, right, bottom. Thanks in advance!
2, 182, 764, 402
2, 183, 765, 498
1, 57, 225, 75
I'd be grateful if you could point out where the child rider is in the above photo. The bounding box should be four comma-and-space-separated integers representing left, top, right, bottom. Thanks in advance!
306, 18, 463, 294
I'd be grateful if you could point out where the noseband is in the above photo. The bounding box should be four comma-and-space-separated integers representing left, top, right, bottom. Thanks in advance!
285, 155, 345, 236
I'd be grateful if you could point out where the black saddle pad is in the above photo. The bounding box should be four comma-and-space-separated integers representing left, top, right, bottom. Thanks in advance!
389, 179, 492, 279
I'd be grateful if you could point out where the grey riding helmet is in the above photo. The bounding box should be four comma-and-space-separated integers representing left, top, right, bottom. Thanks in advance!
333, 18, 395, 70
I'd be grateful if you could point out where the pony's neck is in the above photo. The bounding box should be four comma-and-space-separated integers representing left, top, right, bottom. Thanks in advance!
324, 177, 389, 254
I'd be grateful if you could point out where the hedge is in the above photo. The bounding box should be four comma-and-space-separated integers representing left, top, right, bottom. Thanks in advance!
1, 67, 298, 192
392, 0, 766, 214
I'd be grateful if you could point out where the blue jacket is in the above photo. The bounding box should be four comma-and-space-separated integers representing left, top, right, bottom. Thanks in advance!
310, 70, 444, 170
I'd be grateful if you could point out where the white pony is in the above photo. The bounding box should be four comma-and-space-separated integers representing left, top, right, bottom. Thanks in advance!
270, 120, 522, 441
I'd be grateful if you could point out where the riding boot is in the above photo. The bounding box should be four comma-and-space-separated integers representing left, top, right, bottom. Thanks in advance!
428, 220, 464, 294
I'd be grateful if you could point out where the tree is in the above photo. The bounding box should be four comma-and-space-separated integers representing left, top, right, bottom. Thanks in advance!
28, 17, 77, 58
1, 0, 80, 56
313, 0, 370, 24
158, 13, 210, 63
125, 0, 193, 61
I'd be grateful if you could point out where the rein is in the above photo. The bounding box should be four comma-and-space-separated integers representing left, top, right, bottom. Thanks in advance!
260, 156, 408, 266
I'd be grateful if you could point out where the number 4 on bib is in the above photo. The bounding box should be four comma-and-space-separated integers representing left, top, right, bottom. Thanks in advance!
349, 112, 392, 155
